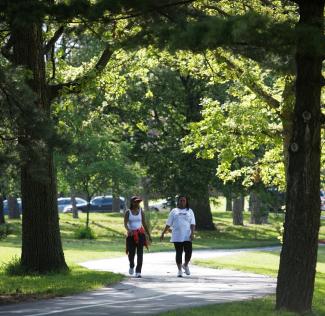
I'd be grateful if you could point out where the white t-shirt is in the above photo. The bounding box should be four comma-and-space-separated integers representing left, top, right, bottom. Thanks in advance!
166, 208, 196, 242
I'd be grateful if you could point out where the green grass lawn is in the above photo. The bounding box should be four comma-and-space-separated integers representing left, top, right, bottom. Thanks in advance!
159, 248, 325, 316
0, 207, 324, 308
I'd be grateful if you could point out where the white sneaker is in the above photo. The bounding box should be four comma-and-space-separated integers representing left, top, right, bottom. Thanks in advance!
177, 270, 183, 277
129, 267, 134, 275
182, 264, 190, 275
135, 272, 141, 278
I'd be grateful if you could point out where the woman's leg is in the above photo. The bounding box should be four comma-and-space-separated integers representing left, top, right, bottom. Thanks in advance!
127, 236, 136, 270
135, 234, 145, 273
173, 242, 184, 271
183, 241, 192, 265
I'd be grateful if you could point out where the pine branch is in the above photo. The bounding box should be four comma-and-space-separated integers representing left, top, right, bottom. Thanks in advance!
43, 25, 65, 54
1, 35, 14, 62
215, 52, 282, 113
0, 134, 17, 142
321, 113, 325, 128
202, 4, 230, 17
48, 44, 113, 100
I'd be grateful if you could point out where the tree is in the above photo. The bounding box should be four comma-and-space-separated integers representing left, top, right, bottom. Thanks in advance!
109, 48, 216, 229
143, 1, 324, 311
0, 0, 194, 273
276, 0, 324, 312
0, 193, 4, 225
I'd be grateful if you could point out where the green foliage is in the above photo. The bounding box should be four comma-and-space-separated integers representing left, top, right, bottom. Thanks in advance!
0, 224, 11, 239
2, 256, 25, 276
145, 209, 159, 234
106, 47, 219, 199
74, 226, 96, 240
275, 223, 284, 244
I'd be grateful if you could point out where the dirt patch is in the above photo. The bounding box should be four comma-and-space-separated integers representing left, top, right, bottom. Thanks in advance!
0, 293, 57, 305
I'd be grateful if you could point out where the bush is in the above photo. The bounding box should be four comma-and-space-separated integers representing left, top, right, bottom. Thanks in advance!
0, 224, 11, 239
74, 226, 96, 239
2, 256, 26, 276
275, 223, 284, 244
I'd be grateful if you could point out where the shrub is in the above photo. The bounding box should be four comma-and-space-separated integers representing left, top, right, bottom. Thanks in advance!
2, 256, 26, 276
275, 223, 284, 244
0, 224, 10, 239
74, 226, 96, 239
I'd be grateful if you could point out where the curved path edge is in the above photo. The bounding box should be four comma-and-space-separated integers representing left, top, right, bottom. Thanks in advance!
0, 247, 280, 316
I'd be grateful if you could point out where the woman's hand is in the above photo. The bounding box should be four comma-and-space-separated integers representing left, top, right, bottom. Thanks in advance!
160, 233, 164, 241
190, 232, 194, 241
127, 229, 133, 236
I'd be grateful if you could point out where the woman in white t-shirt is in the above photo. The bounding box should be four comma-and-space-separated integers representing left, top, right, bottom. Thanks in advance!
160, 196, 196, 277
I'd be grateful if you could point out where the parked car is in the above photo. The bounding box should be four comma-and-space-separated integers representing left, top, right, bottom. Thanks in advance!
2, 198, 22, 215
149, 199, 173, 212
321, 190, 325, 211
79, 195, 125, 213
57, 197, 87, 213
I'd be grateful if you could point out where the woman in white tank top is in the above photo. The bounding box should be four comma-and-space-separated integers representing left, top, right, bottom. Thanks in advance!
124, 196, 152, 278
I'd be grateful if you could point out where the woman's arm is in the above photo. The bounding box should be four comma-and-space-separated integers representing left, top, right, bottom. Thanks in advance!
160, 209, 174, 241
160, 225, 171, 241
190, 224, 195, 240
124, 210, 132, 235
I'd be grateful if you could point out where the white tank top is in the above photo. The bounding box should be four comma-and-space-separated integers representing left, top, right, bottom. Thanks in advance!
127, 209, 142, 230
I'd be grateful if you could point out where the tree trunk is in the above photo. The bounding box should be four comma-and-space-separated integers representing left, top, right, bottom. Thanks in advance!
249, 191, 269, 224
112, 178, 121, 212
141, 177, 150, 213
225, 195, 233, 212
71, 193, 78, 219
276, 1, 324, 312
12, 18, 67, 273
0, 194, 5, 224
281, 78, 295, 184
8, 196, 20, 219
190, 186, 214, 230
232, 195, 244, 225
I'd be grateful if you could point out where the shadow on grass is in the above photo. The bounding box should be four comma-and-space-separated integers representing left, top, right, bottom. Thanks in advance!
0, 265, 124, 304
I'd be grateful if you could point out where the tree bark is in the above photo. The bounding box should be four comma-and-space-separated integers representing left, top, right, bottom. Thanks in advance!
12, 17, 67, 273
249, 191, 262, 224
71, 193, 78, 219
249, 190, 269, 224
141, 177, 150, 213
190, 186, 214, 230
0, 194, 5, 224
225, 195, 233, 212
232, 195, 244, 225
276, 0, 324, 312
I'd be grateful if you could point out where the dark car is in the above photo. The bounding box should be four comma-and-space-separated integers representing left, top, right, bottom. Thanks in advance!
80, 196, 125, 213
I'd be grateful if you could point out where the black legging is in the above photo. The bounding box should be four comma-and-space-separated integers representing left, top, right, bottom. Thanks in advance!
126, 234, 145, 273
173, 241, 192, 265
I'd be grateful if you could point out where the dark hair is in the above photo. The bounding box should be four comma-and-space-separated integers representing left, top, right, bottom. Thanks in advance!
177, 195, 189, 209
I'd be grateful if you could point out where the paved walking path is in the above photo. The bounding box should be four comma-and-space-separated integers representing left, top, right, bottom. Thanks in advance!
0, 247, 278, 316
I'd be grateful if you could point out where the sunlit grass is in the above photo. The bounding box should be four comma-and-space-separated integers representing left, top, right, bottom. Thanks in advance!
0, 263, 123, 303
1, 205, 323, 305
